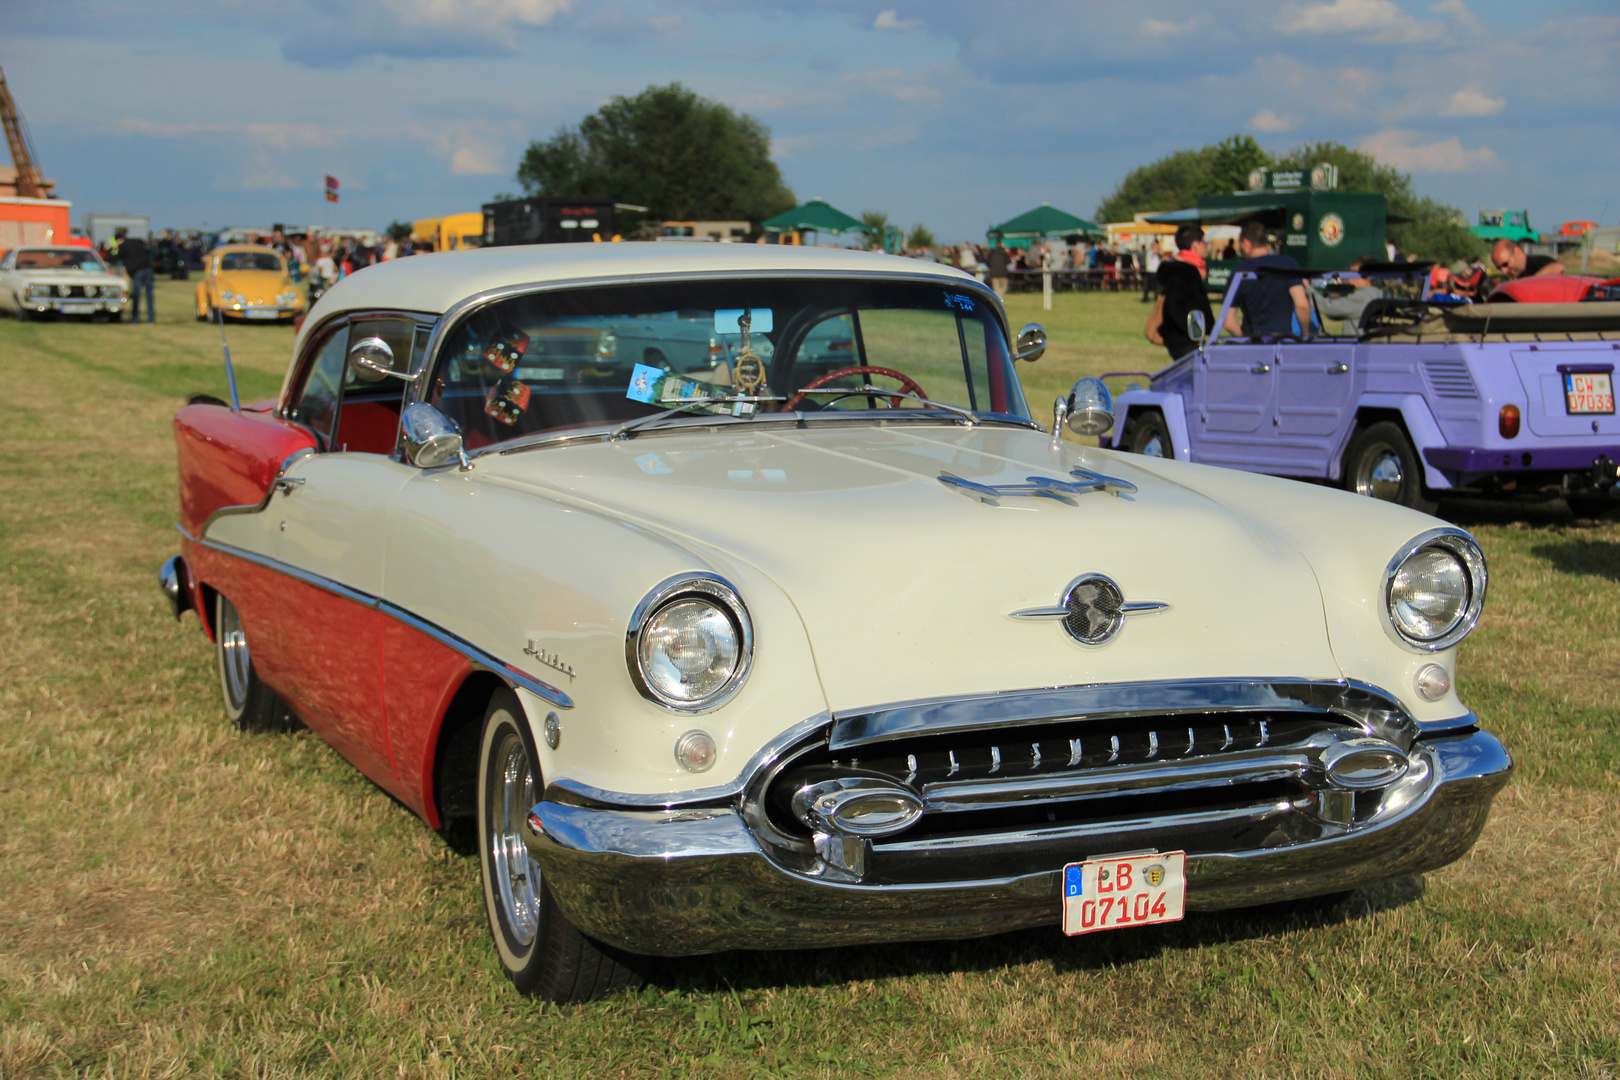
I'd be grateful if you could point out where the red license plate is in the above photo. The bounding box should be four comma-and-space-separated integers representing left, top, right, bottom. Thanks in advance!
1565, 372, 1614, 415
1062, 851, 1186, 936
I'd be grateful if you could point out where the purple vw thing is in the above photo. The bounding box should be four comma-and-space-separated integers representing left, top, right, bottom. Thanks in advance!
1106, 272, 1620, 515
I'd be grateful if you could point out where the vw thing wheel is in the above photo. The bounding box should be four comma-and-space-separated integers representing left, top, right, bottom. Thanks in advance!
1344, 421, 1436, 514
1125, 410, 1173, 458
475, 687, 642, 1001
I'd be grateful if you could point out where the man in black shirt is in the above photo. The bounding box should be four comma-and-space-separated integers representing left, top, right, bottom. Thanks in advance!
116, 228, 154, 323
1490, 239, 1564, 279
1144, 224, 1213, 361
1222, 219, 1311, 338
987, 242, 1010, 298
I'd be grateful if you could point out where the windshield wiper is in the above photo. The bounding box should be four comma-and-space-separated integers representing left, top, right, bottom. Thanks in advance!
793, 386, 979, 426
610, 394, 786, 441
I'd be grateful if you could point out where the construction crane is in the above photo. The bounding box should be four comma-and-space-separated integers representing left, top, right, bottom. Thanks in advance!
0, 66, 47, 199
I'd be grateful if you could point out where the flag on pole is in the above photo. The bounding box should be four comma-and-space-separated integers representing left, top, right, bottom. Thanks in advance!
325, 175, 340, 203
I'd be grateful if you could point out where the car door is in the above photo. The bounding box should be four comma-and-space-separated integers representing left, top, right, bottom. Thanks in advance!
1270, 343, 1357, 477
1189, 342, 1277, 469
271, 317, 420, 785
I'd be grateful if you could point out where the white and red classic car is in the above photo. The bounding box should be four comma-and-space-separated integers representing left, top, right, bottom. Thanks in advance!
162, 244, 1510, 1001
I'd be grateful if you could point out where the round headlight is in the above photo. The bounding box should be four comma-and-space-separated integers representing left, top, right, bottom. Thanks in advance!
1384, 530, 1486, 650
628, 574, 752, 711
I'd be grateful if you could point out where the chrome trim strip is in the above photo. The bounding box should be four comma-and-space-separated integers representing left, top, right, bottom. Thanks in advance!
195, 447, 317, 538
828, 678, 1423, 751
1010, 601, 1169, 619
878, 801, 1293, 855
193, 536, 575, 709
543, 711, 832, 809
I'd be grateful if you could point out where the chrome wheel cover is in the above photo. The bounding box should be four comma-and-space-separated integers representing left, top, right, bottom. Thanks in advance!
489, 730, 542, 947
1139, 432, 1166, 458
218, 598, 251, 712
1356, 445, 1404, 501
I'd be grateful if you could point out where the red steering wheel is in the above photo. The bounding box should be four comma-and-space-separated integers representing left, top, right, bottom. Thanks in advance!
783, 365, 928, 411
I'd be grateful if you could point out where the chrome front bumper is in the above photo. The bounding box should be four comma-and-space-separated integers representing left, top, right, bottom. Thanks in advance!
526, 726, 1510, 956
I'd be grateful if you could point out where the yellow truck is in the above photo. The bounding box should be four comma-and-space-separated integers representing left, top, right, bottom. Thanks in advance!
411, 213, 483, 253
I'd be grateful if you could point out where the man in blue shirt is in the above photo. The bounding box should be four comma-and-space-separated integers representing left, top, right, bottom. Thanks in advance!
1221, 219, 1311, 338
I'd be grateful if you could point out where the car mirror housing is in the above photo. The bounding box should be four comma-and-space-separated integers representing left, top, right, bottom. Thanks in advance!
401, 402, 470, 470
350, 336, 417, 383
1014, 323, 1046, 362
1065, 377, 1115, 438
1187, 310, 1208, 344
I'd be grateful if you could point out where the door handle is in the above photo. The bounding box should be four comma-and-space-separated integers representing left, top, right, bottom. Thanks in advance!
274, 476, 305, 495
1328, 363, 1350, 374
1250, 363, 1271, 374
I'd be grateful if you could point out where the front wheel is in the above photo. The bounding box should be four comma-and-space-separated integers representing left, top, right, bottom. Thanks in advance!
214, 592, 295, 732
1343, 421, 1435, 514
1123, 410, 1173, 458
476, 688, 642, 1001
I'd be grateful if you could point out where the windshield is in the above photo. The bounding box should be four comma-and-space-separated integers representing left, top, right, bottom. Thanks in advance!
428, 277, 1028, 450
219, 251, 284, 273
16, 248, 107, 272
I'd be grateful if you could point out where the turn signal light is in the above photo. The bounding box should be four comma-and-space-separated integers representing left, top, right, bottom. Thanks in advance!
1499, 404, 1521, 439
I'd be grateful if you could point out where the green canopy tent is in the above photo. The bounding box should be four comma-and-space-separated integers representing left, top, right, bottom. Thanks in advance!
761, 199, 866, 243
987, 204, 1102, 247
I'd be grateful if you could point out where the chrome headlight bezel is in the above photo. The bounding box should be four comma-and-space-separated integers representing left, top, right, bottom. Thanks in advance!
626, 573, 753, 713
1383, 528, 1487, 651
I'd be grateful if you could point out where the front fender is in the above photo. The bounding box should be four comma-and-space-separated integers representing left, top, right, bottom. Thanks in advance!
1113, 390, 1193, 462
1352, 393, 1453, 490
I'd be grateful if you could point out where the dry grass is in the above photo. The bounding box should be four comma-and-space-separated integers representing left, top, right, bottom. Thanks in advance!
0, 279, 1616, 1078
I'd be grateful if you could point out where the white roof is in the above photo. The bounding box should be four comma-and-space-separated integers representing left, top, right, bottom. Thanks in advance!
297, 242, 977, 351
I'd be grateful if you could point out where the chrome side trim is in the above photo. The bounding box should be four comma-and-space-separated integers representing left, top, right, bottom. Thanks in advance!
193, 536, 574, 709
543, 711, 832, 809
828, 678, 1424, 752
196, 447, 317, 538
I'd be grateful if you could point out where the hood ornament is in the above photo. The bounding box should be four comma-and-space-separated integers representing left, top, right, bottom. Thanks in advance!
939, 467, 1136, 505
1011, 573, 1168, 645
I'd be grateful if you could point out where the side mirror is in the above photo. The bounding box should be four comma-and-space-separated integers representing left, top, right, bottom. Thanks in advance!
400, 402, 469, 470
1187, 310, 1208, 344
350, 336, 417, 383
1013, 323, 1046, 362
1064, 377, 1115, 438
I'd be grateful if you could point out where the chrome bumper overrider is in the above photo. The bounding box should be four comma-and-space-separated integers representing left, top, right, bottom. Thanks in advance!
527, 723, 1510, 956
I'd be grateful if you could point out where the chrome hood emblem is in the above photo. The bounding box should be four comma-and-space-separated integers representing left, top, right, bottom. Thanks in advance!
1011, 573, 1169, 645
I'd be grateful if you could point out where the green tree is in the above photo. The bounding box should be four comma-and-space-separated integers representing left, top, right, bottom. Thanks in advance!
1094, 135, 1269, 224
905, 223, 936, 250
515, 83, 797, 230
385, 220, 413, 242
859, 210, 891, 251
1270, 142, 1483, 263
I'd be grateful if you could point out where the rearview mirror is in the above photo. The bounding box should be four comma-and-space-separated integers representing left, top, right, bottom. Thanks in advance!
350, 336, 417, 382
1187, 310, 1208, 345
1064, 377, 1115, 438
1013, 323, 1046, 362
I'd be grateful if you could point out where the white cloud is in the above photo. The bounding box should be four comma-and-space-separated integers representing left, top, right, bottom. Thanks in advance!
380, 0, 573, 33
1249, 109, 1294, 133
873, 10, 920, 31
1283, 0, 1442, 44
1444, 87, 1504, 117
450, 142, 502, 175
1142, 17, 1201, 36
1359, 128, 1498, 171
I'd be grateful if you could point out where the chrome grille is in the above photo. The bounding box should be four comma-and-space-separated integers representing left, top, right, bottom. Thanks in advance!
1422, 358, 1479, 399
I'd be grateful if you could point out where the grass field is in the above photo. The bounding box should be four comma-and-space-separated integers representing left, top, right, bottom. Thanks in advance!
1, 277, 1617, 1079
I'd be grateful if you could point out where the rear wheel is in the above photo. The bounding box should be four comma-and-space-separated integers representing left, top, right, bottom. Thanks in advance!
1567, 493, 1616, 520
476, 688, 642, 1001
214, 593, 295, 732
1343, 421, 1435, 514
1123, 410, 1172, 458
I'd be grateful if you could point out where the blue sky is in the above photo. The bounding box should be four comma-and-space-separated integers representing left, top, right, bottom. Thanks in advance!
5, 0, 1616, 242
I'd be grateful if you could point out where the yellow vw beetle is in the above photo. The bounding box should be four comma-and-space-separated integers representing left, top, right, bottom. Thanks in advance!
195, 244, 305, 323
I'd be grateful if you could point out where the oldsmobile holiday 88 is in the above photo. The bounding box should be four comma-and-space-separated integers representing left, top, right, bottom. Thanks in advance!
161, 244, 1511, 1001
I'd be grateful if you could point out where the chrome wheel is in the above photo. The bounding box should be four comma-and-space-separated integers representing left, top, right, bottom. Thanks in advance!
488, 728, 542, 948
217, 595, 251, 716
1355, 444, 1404, 501
1139, 432, 1166, 458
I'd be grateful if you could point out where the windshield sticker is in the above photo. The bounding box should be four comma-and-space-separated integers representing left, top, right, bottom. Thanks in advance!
627, 363, 664, 403
714, 308, 772, 335
944, 292, 975, 311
